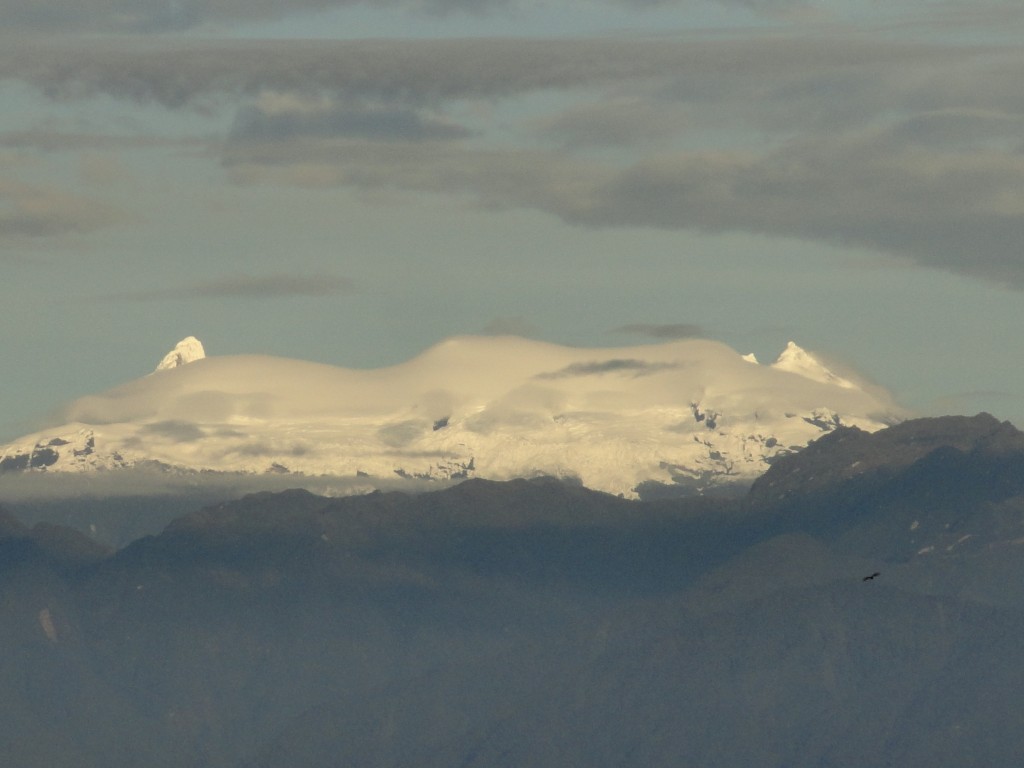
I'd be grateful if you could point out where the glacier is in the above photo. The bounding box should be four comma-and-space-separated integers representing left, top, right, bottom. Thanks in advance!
0, 335, 903, 498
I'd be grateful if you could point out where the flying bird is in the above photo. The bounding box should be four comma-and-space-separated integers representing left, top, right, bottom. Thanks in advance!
862, 572, 880, 581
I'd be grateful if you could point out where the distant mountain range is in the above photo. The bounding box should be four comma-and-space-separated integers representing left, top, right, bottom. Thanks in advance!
1, 413, 1023, 767
0, 335, 901, 498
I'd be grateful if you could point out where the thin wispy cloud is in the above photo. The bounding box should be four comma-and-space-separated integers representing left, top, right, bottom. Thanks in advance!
0, 178, 129, 239
0, 129, 213, 153
481, 316, 540, 337
192, 274, 354, 298
107, 274, 355, 301
230, 102, 472, 144
614, 323, 705, 340
0, 37, 702, 107
537, 359, 681, 379
0, 0, 848, 33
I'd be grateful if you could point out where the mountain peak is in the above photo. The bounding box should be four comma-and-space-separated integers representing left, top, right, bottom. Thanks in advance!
771, 341, 856, 390
2, 335, 902, 498
154, 336, 206, 373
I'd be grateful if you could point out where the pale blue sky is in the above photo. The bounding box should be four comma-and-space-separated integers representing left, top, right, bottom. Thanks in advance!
2, 0, 1024, 441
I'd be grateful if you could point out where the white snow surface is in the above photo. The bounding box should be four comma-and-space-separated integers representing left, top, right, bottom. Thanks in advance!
771, 341, 856, 389
0, 336, 904, 497
154, 336, 206, 372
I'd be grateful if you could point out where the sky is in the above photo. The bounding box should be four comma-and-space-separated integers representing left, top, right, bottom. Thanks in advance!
1, 0, 1024, 442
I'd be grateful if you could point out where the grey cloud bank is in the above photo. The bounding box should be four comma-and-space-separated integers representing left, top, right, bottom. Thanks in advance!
0, 0, 346, 32
4, 33, 1017, 285
231, 102, 471, 143
0, 36, 970, 107
223, 131, 1024, 287
0, 0, 839, 32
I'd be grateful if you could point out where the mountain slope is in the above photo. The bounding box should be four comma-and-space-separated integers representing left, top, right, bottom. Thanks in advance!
0, 335, 901, 498
1, 416, 1024, 767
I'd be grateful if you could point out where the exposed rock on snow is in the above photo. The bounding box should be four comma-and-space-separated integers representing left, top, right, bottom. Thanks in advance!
0, 336, 904, 498
154, 337, 206, 372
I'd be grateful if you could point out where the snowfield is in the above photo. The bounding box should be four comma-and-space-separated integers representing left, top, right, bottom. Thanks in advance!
0, 335, 903, 497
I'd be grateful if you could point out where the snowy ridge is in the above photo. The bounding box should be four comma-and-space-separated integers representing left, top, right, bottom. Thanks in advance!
0, 336, 904, 498
154, 336, 206, 372
771, 341, 856, 389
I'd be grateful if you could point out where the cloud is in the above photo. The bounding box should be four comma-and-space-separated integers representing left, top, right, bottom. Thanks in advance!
242, 128, 1024, 286
110, 273, 355, 300
480, 315, 540, 337
229, 441, 310, 457
883, 109, 1024, 150
6, 33, 1024, 286
534, 99, 690, 149
0, 0, 849, 33
79, 153, 134, 186
192, 274, 355, 298
0, 36, 736, 108
222, 135, 605, 209
139, 420, 206, 442
537, 359, 680, 379
4, 36, 1018, 137
0, 0, 344, 33
614, 323, 705, 340
230, 100, 471, 144
0, 129, 211, 153
223, 129, 1024, 287
0, 178, 129, 239
1, 33, 1017, 120
567, 137, 1024, 287
377, 420, 428, 448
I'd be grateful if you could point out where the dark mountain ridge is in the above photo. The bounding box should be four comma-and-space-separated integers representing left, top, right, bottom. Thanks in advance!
749, 412, 1022, 504
1, 414, 1023, 766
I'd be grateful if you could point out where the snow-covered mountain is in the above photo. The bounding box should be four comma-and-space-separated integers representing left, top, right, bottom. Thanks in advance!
154, 336, 206, 372
0, 336, 903, 498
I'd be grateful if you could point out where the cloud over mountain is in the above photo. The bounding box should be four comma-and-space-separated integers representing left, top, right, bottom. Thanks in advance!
0, 335, 903, 499
615, 323, 705, 340
536, 359, 682, 379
